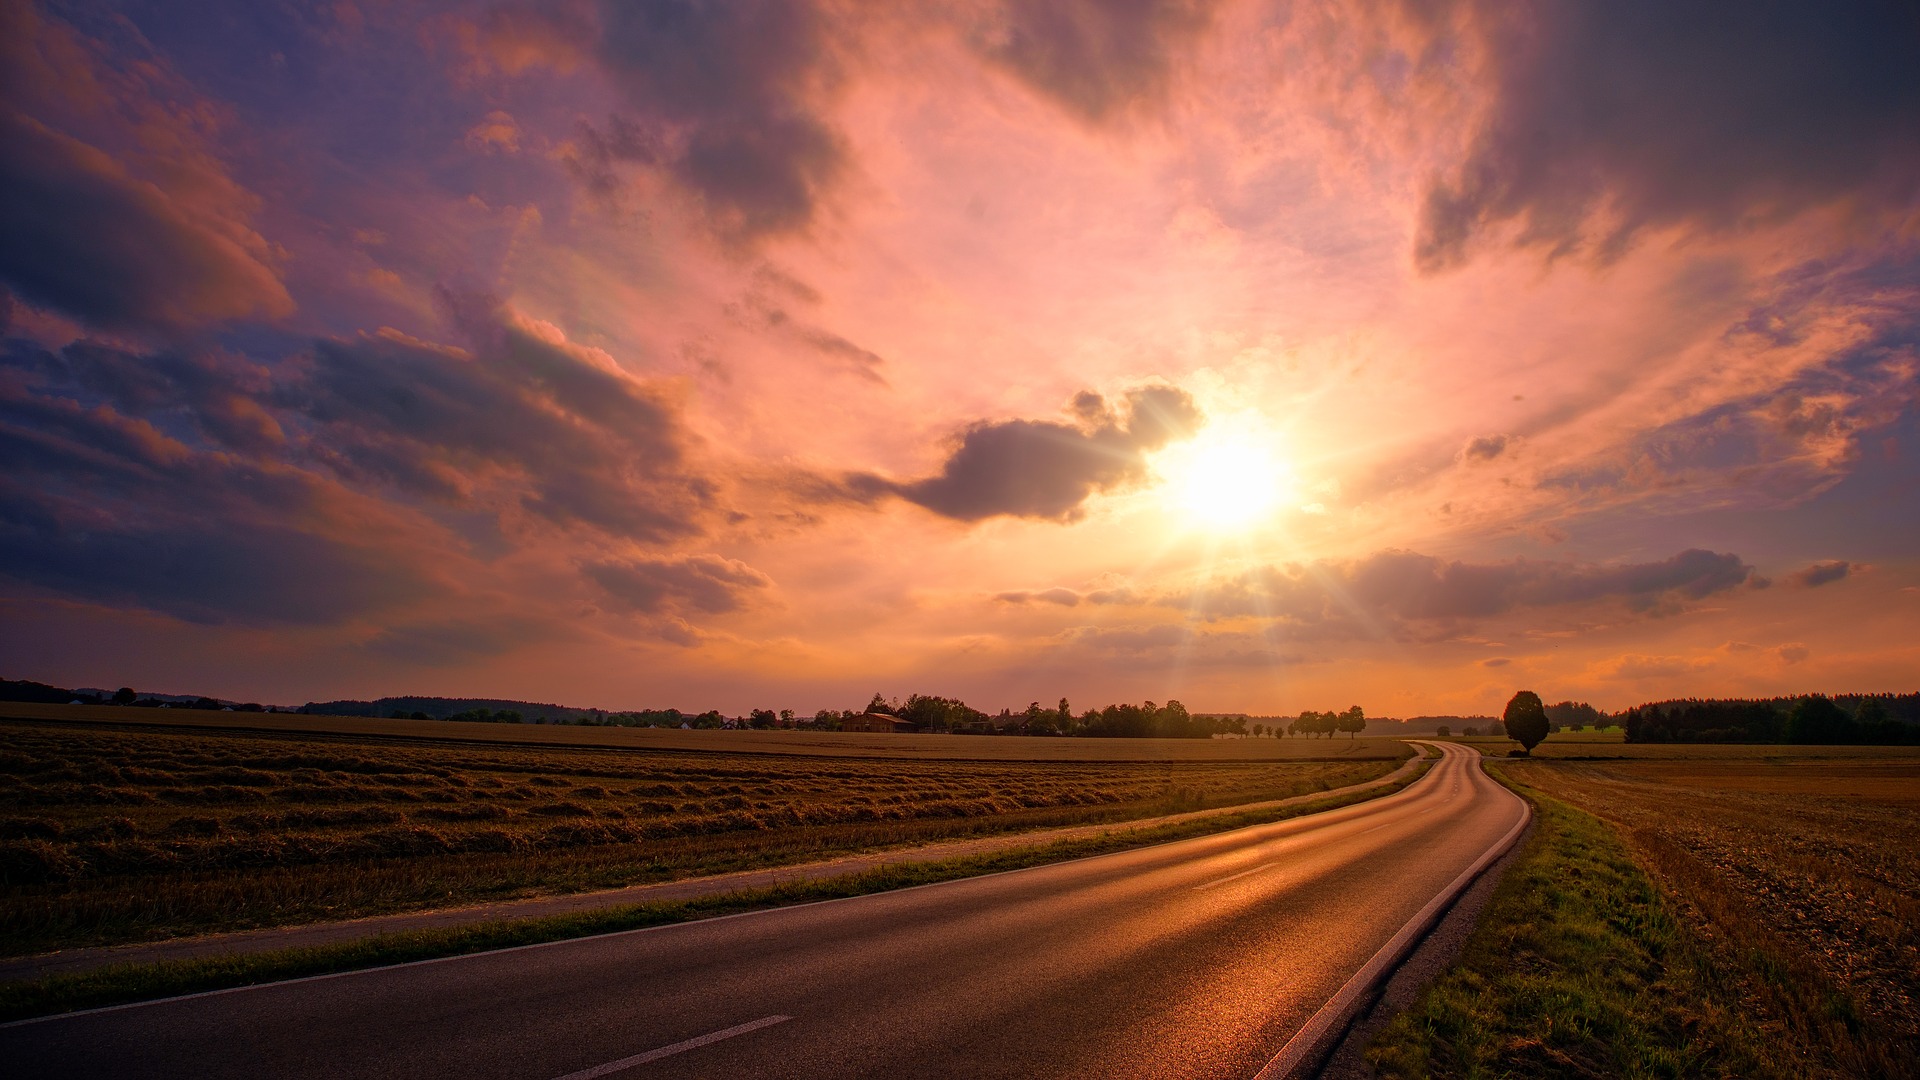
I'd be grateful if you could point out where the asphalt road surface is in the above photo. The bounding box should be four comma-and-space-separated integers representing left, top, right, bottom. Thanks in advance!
4, 742, 1527, 1079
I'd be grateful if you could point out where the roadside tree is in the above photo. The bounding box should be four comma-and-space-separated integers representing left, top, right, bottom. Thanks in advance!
1503, 691, 1550, 755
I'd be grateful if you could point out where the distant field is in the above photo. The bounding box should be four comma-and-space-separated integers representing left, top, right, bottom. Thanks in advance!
0, 718, 1405, 955
1500, 752, 1920, 1074
1450, 730, 1920, 761
0, 702, 1406, 761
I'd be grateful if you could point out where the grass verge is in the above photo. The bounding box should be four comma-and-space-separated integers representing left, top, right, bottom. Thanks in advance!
1, 765, 1425, 1023
1366, 771, 1908, 1079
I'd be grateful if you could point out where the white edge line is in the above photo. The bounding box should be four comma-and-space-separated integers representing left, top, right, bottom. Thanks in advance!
4, 752, 1447, 1030
1252, 745, 1530, 1080
551, 1014, 792, 1080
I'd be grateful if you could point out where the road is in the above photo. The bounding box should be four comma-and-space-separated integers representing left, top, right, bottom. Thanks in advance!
3, 742, 1527, 1079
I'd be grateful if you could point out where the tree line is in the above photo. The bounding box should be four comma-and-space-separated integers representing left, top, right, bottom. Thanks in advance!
858, 694, 1247, 739
11, 676, 1917, 745
1622, 694, 1920, 744
1246, 706, 1368, 739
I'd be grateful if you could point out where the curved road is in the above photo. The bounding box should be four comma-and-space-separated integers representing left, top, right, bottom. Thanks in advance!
3, 742, 1526, 1079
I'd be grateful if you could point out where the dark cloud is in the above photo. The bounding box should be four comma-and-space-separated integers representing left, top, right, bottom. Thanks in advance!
0, 295, 723, 625
0, 5, 294, 334
540, 0, 849, 243
1788, 560, 1854, 588
0, 110, 292, 332
884, 385, 1202, 522
288, 294, 713, 541
1140, 547, 1760, 639
995, 587, 1082, 606
1332, 547, 1756, 618
1460, 433, 1511, 461
1415, 1, 1920, 269
975, 0, 1219, 124
0, 356, 441, 624
585, 553, 772, 615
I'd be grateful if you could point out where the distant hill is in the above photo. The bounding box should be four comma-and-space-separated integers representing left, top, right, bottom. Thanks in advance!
300, 696, 615, 723
0, 678, 85, 704
2, 678, 276, 711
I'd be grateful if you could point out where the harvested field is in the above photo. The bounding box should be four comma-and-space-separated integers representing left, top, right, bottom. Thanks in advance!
0, 718, 1404, 955
0, 702, 1403, 761
1449, 730, 1920, 761
1501, 753, 1920, 1076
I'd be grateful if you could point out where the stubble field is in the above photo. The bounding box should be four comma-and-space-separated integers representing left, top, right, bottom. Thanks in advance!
0, 715, 1404, 956
1504, 752, 1920, 1068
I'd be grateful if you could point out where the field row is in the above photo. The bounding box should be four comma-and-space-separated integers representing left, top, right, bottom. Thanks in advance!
0, 720, 1404, 954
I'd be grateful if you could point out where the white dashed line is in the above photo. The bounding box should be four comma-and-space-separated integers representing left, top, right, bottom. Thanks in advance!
1193, 862, 1277, 890
551, 1015, 793, 1079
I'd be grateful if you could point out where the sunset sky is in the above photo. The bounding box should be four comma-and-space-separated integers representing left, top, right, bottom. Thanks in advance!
3, 1, 1917, 716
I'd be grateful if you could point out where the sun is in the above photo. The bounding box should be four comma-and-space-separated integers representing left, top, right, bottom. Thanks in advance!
1152, 423, 1293, 530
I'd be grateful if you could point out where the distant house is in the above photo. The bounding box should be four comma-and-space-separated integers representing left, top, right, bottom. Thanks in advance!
840, 712, 921, 733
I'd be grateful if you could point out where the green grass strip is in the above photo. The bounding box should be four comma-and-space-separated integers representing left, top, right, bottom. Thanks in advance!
1365, 776, 1782, 1079
1, 765, 1426, 1023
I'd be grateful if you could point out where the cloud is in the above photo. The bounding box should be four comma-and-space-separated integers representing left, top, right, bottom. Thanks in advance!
1787, 560, 1854, 588
1175, 547, 1759, 634
0, 7, 293, 334
995, 587, 1082, 606
0, 109, 291, 334
883, 385, 1202, 522
1059, 623, 1192, 652
1414, 1, 1920, 268
465, 110, 523, 154
0, 363, 444, 625
519, 0, 850, 244
1592, 652, 1716, 680
730, 287, 887, 384
288, 293, 715, 541
0, 294, 725, 625
1537, 261, 1920, 514
972, 0, 1220, 125
1047, 623, 1307, 669
585, 553, 772, 615
1481, 657, 1510, 667
1460, 433, 1512, 462
1776, 643, 1810, 665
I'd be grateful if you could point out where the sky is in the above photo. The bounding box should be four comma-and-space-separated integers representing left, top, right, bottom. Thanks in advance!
2, 0, 1917, 716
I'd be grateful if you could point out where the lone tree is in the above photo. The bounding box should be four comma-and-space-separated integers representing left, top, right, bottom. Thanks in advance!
1503, 690, 1550, 755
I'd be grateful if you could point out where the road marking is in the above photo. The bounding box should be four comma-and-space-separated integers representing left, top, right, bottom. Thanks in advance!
1193, 862, 1276, 890
552, 1015, 793, 1079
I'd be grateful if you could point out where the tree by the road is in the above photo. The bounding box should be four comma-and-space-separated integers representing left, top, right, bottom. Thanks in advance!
1503, 691, 1550, 755
1337, 705, 1366, 739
